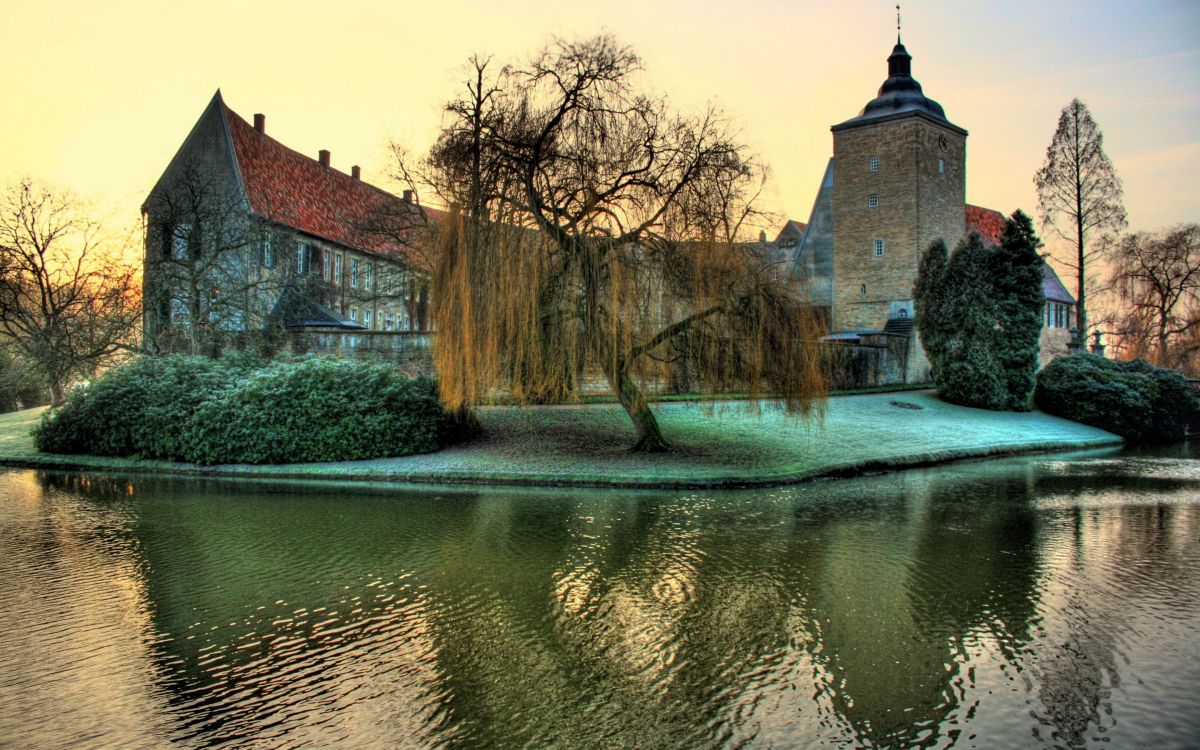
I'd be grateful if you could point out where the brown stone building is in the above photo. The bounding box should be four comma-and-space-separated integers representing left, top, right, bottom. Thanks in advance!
780, 38, 1076, 381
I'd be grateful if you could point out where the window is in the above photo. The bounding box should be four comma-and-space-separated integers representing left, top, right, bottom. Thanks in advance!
323, 251, 330, 280
296, 243, 308, 275
938, 158, 945, 174
898, 308, 908, 318
869, 156, 880, 172
363, 309, 372, 329
868, 194, 878, 208
385, 314, 395, 331
335, 255, 343, 285
349, 307, 358, 322
351, 258, 360, 289
262, 235, 274, 268
860, 284, 867, 296
173, 224, 190, 261
365, 262, 374, 292
874, 239, 885, 257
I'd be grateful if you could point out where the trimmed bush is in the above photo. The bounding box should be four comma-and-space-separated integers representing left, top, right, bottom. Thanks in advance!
34, 354, 255, 457
182, 358, 458, 465
36, 354, 465, 464
1034, 354, 1197, 443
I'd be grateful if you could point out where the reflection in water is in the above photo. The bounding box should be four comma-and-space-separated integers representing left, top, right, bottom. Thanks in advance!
0, 445, 1197, 749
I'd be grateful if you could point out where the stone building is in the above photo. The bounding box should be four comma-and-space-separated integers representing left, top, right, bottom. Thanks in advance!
779, 37, 1076, 382
142, 91, 437, 355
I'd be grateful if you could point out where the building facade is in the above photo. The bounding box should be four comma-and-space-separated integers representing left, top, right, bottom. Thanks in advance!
142, 91, 436, 354
777, 38, 1076, 381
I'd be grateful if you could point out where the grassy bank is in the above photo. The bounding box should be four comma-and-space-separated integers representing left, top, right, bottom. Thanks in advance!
0, 391, 1122, 488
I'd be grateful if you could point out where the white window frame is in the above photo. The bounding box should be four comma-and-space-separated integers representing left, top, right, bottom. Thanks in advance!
323, 251, 330, 280
365, 262, 374, 292
351, 258, 360, 289
868, 194, 878, 208
296, 242, 308, 275
869, 156, 880, 172
938, 158, 945, 174
335, 254, 343, 285
349, 307, 358, 322
262, 235, 274, 268
874, 239, 885, 257
364, 309, 372, 329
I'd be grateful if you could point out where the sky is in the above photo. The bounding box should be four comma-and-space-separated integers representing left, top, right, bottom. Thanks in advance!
2, 0, 1197, 252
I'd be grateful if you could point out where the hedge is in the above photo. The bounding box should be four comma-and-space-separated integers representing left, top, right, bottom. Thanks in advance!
35, 354, 464, 464
1034, 354, 1197, 443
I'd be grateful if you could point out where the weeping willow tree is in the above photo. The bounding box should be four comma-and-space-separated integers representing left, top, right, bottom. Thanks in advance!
418, 36, 825, 451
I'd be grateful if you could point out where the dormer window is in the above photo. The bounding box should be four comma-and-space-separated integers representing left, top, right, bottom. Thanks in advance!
869, 156, 880, 172
868, 194, 878, 208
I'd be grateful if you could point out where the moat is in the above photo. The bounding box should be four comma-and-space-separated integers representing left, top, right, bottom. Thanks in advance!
1, 444, 1197, 749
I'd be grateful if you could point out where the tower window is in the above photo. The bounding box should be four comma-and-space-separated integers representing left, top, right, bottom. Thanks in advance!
938, 158, 945, 174
868, 194, 878, 208
874, 239, 885, 257
860, 284, 867, 296
869, 156, 880, 172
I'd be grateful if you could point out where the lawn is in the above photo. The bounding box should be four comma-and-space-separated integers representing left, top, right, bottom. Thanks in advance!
0, 392, 1122, 488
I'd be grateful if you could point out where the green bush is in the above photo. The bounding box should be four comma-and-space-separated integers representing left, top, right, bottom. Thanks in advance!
915, 211, 1045, 411
182, 358, 458, 465
36, 354, 465, 464
34, 354, 253, 457
1034, 354, 1197, 443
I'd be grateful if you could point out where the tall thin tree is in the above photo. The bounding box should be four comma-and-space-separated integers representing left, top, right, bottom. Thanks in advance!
1034, 98, 1126, 345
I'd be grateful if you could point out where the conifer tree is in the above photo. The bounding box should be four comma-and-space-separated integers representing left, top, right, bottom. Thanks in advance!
991, 210, 1046, 409
1035, 99, 1126, 345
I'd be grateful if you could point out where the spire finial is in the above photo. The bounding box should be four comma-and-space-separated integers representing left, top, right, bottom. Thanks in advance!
896, 4, 902, 43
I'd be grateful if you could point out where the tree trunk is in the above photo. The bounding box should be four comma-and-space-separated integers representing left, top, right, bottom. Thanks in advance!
49, 377, 66, 408
610, 364, 669, 452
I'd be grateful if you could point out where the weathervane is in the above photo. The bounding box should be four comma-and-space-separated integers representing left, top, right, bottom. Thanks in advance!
897, 4, 902, 43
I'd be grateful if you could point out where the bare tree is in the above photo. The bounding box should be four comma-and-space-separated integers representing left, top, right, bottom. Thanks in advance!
1035, 98, 1127, 344
0, 179, 141, 405
1106, 224, 1200, 373
418, 37, 825, 451
143, 159, 279, 354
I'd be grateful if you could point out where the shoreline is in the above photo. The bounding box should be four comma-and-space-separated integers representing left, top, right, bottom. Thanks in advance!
0, 392, 1124, 490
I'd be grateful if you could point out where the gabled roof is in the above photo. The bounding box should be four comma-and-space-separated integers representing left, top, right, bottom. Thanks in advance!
1042, 264, 1076, 305
965, 204, 1006, 244
269, 287, 366, 330
964, 203, 1076, 305
218, 94, 440, 266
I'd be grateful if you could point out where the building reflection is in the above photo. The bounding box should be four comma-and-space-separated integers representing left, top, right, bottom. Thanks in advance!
23, 452, 1200, 749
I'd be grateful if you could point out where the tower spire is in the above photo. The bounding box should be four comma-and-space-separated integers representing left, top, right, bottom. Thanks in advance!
896, 4, 902, 43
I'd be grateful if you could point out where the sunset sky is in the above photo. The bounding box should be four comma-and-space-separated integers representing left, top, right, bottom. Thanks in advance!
2, 0, 1196, 253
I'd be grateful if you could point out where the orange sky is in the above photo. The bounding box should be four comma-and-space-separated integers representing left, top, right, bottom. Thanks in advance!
2, 0, 1196, 254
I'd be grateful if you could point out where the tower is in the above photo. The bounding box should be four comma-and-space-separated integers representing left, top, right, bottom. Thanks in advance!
829, 39, 966, 332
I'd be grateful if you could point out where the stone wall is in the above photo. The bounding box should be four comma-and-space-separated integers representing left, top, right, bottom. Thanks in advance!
830, 117, 965, 333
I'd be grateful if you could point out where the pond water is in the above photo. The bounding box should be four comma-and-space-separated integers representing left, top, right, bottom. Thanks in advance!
0, 444, 1198, 749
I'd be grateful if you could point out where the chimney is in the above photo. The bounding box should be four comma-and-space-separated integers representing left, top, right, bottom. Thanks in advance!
759, 230, 767, 243
402, 189, 413, 203
319, 149, 330, 168
351, 165, 361, 180
253, 113, 265, 134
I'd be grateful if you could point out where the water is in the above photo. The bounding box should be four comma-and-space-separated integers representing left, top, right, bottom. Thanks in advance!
0, 444, 1197, 749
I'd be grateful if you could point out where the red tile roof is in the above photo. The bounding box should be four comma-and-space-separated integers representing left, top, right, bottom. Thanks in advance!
222, 102, 439, 266
965, 204, 1006, 245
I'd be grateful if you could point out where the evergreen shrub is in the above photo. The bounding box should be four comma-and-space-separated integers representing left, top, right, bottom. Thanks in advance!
36, 355, 464, 463
182, 358, 458, 464
34, 354, 253, 457
1034, 354, 1197, 443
